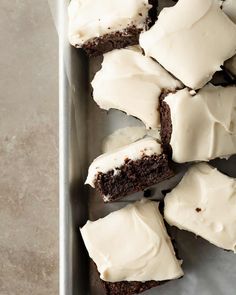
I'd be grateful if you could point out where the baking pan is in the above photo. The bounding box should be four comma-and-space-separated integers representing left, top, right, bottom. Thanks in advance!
59, 1, 236, 294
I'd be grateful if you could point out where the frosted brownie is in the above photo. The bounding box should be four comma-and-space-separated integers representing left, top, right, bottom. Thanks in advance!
81, 199, 184, 295
85, 137, 174, 202
140, 0, 236, 89
160, 84, 236, 163
164, 163, 236, 252
92, 47, 182, 130
68, 0, 158, 56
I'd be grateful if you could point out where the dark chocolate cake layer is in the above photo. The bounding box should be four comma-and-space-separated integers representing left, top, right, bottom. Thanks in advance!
76, 0, 158, 56
103, 280, 161, 295
94, 153, 174, 202
160, 92, 173, 155
78, 26, 143, 56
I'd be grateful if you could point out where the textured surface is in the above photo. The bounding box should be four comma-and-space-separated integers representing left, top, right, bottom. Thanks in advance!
71, 0, 158, 56
103, 280, 161, 295
0, 1, 58, 294
95, 154, 174, 202
79, 26, 143, 57
159, 92, 173, 155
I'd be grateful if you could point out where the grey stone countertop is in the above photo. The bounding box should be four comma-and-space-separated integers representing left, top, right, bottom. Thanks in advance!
0, 1, 58, 294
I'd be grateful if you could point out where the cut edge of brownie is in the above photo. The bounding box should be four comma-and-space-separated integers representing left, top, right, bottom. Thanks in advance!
74, 0, 158, 56
102, 280, 162, 295
159, 90, 173, 156
78, 26, 143, 56
94, 153, 174, 203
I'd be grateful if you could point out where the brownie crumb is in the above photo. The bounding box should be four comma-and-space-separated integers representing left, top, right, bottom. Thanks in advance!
195, 208, 201, 213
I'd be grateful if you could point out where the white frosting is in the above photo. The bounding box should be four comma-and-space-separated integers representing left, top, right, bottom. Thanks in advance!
140, 0, 236, 89
102, 127, 161, 153
86, 137, 162, 187
164, 84, 236, 163
164, 163, 236, 252
222, 0, 236, 23
81, 199, 184, 282
92, 47, 182, 129
222, 0, 236, 75
68, 0, 152, 46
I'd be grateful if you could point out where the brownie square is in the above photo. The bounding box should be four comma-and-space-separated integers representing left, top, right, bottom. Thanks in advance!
159, 91, 173, 156
140, 0, 236, 89
69, 0, 158, 56
102, 280, 162, 295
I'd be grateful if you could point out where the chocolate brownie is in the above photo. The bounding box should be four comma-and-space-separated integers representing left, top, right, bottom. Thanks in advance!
102, 280, 161, 295
82, 0, 158, 56
80, 26, 143, 57
160, 85, 236, 163
82, 200, 183, 295
159, 91, 173, 156
85, 0, 158, 56
86, 137, 174, 202
94, 154, 174, 202
140, 0, 236, 90
69, 0, 158, 56
164, 163, 236, 252
92, 47, 182, 130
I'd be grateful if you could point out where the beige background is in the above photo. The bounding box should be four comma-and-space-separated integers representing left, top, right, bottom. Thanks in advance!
0, 1, 58, 294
